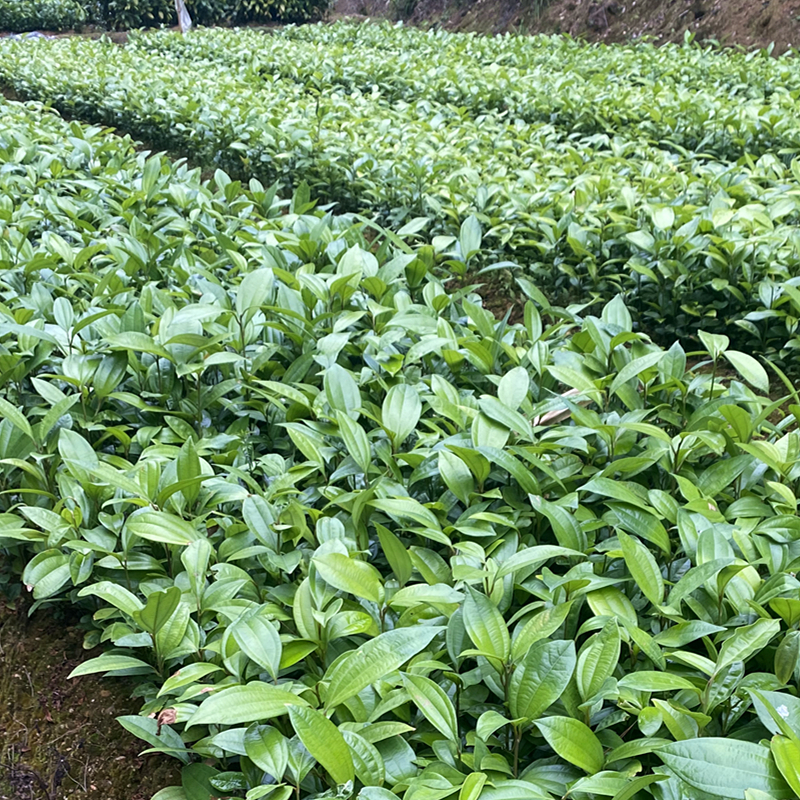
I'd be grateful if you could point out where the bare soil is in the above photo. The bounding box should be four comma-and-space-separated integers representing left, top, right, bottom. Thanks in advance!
333, 0, 800, 53
0, 596, 178, 800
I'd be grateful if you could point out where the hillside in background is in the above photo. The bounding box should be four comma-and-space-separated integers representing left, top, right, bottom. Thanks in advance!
333, 0, 800, 53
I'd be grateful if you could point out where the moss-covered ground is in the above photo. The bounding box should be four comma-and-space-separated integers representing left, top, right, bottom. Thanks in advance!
0, 595, 178, 800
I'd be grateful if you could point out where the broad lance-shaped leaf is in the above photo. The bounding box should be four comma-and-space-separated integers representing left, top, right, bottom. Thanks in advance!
0, 396, 33, 440
158, 663, 222, 697
438, 450, 474, 505
68, 653, 156, 678
577, 619, 620, 702
772, 736, 800, 797
495, 545, 585, 579
288, 706, 354, 786
126, 510, 202, 545
659, 739, 793, 799
749, 690, 800, 740
134, 586, 181, 634
376, 524, 412, 586
463, 586, 509, 664
182, 764, 220, 800
341, 730, 385, 787
382, 384, 421, 448
511, 602, 573, 662
717, 619, 780, 671
498, 366, 530, 409
187, 683, 308, 728
118, 715, 190, 765
534, 716, 604, 774
665, 557, 734, 610
616, 671, 697, 693
325, 364, 361, 419
245, 724, 289, 779
230, 612, 283, 680
617, 530, 664, 606
336, 411, 371, 474
78, 581, 143, 615
402, 673, 458, 741
508, 640, 576, 721
313, 552, 383, 604
325, 626, 443, 709
723, 350, 770, 394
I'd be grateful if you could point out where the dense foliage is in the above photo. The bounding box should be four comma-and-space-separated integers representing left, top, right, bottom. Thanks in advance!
4, 93, 800, 800
0, 0, 85, 31
83, 0, 328, 30
2, 26, 800, 356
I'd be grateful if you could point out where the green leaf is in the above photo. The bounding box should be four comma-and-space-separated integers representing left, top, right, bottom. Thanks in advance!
188, 683, 308, 728
511, 603, 573, 662
717, 619, 780, 671
496, 545, 584, 580
159, 663, 222, 697
401, 673, 458, 741
314, 552, 382, 604
389, 583, 463, 609
617, 671, 697, 693
231, 612, 283, 680
325, 626, 443, 709
236, 269, 274, 316
498, 367, 529, 409
0, 396, 33, 440
653, 621, 726, 648
534, 716, 604, 774
771, 736, 800, 797
611, 774, 667, 800
617, 530, 664, 606
577, 619, 620, 701
151, 788, 187, 800
78, 581, 143, 615
288, 706, 354, 786
459, 215, 482, 258
382, 384, 422, 448
127, 511, 202, 545
337, 411, 371, 473
459, 772, 487, 800
325, 364, 361, 418
376, 524, 413, 586
117, 715, 190, 764
610, 352, 664, 394
463, 587, 510, 665
724, 350, 770, 393
659, 738, 792, 799
698, 331, 729, 360
135, 587, 182, 635
182, 763, 218, 800
245, 725, 288, 780
508, 639, 576, 721
342, 730, 385, 787
438, 450, 474, 505
106, 331, 174, 362
68, 654, 155, 678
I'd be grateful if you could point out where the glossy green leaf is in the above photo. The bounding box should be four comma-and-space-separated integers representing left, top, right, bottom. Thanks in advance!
508, 639, 576, 721
325, 626, 442, 709
463, 586, 510, 665
534, 716, 604, 774
659, 739, 792, 799
288, 705, 354, 786
188, 683, 308, 728
402, 673, 458, 741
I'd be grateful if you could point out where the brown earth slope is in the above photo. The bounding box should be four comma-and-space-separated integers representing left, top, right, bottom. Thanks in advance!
333, 0, 800, 53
